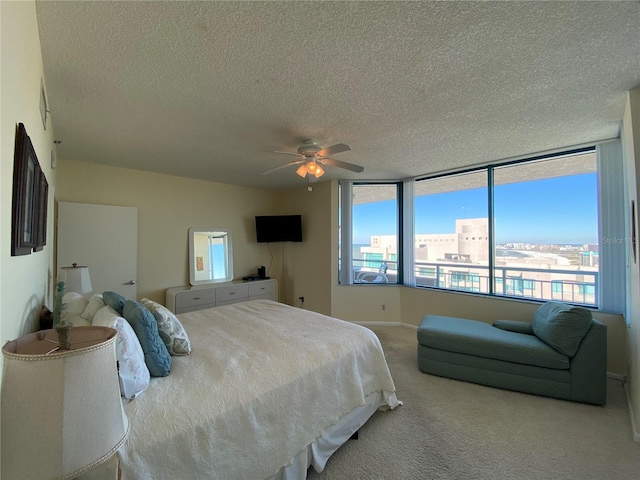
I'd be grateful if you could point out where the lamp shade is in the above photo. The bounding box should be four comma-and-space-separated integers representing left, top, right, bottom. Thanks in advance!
60, 264, 92, 295
1, 327, 129, 480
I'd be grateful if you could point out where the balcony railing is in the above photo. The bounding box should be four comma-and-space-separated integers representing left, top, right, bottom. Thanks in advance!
350, 259, 598, 307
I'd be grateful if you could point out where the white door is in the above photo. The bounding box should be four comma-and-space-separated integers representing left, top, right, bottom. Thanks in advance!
57, 202, 137, 298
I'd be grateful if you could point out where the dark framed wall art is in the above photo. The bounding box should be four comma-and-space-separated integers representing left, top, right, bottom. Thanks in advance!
34, 168, 49, 252
11, 123, 47, 256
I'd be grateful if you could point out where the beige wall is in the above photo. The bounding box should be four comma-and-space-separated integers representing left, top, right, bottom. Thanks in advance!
0, 2, 57, 369
622, 88, 640, 440
56, 160, 280, 304
56, 160, 336, 312
278, 182, 333, 314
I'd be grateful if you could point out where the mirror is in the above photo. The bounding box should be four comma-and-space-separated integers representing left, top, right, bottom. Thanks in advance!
189, 227, 233, 285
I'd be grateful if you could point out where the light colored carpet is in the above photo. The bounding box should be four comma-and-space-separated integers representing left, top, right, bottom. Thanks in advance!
308, 325, 640, 480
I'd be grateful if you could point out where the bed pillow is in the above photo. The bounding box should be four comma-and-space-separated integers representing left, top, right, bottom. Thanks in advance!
123, 300, 171, 377
81, 294, 105, 322
103, 291, 127, 315
93, 305, 150, 399
532, 302, 593, 357
61, 292, 89, 320
140, 298, 192, 356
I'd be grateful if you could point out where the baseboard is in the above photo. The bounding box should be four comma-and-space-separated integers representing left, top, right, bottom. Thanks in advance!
624, 381, 640, 443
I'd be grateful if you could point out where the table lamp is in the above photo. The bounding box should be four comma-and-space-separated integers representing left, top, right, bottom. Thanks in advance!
60, 263, 92, 296
1, 326, 129, 479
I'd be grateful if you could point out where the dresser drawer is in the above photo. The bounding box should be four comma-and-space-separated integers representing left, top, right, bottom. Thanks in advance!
215, 284, 249, 303
248, 280, 276, 297
174, 289, 216, 309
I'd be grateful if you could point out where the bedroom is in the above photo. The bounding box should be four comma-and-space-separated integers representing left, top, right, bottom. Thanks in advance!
1, 1, 640, 477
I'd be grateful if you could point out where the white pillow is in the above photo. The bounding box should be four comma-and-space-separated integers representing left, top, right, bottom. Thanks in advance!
93, 305, 150, 400
61, 292, 89, 319
81, 294, 105, 322
62, 291, 83, 303
140, 298, 192, 356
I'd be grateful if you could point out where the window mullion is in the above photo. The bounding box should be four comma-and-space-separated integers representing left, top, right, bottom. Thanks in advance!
488, 167, 495, 295
403, 179, 415, 286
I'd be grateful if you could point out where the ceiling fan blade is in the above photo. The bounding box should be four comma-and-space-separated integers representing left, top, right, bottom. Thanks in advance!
261, 159, 305, 175
317, 143, 351, 157
319, 157, 364, 173
271, 150, 302, 157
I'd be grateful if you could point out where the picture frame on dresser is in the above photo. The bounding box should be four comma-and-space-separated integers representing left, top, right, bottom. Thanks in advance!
11, 123, 41, 256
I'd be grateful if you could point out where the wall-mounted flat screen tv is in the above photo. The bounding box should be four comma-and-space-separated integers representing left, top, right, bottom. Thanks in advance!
255, 215, 302, 243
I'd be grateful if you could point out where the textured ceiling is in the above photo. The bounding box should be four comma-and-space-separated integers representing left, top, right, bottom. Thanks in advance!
35, 1, 640, 192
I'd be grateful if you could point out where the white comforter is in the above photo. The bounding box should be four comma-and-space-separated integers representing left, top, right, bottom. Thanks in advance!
118, 300, 399, 480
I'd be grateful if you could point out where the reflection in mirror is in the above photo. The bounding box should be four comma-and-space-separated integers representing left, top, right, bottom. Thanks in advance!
189, 227, 233, 285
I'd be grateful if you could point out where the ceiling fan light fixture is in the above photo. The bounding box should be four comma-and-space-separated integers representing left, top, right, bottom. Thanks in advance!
263, 140, 361, 179
307, 161, 318, 174
296, 164, 308, 178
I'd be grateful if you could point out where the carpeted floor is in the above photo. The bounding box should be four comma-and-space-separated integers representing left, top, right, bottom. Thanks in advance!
308, 325, 640, 480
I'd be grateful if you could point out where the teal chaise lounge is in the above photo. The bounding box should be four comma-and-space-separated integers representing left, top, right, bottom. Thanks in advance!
417, 302, 607, 405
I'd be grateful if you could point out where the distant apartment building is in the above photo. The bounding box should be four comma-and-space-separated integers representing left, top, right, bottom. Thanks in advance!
363, 218, 489, 264
357, 217, 599, 305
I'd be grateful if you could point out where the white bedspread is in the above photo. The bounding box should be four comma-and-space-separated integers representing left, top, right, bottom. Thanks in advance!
118, 300, 399, 480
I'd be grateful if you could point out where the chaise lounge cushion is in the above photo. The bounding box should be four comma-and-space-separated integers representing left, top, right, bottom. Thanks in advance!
531, 302, 592, 357
418, 315, 569, 370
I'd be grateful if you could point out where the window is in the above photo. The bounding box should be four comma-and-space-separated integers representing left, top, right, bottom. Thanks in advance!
414, 171, 489, 293
493, 152, 598, 305
339, 144, 624, 311
339, 183, 400, 284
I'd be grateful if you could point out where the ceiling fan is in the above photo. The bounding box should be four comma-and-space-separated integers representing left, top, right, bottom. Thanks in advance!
262, 140, 364, 180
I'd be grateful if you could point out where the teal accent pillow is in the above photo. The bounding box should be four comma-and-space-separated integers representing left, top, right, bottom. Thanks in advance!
531, 302, 592, 357
123, 300, 171, 377
103, 291, 127, 315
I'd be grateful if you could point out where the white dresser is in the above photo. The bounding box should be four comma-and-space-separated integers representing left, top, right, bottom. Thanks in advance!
166, 279, 277, 314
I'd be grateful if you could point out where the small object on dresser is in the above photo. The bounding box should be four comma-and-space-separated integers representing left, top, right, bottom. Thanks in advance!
243, 274, 268, 281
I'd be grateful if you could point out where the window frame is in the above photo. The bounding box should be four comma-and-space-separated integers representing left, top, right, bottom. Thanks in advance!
339, 144, 625, 312
339, 181, 403, 285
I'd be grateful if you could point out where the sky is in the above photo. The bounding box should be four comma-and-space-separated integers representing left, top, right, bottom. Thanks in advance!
352, 173, 598, 245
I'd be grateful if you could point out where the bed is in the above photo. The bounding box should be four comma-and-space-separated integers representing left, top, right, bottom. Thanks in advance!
117, 299, 401, 479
